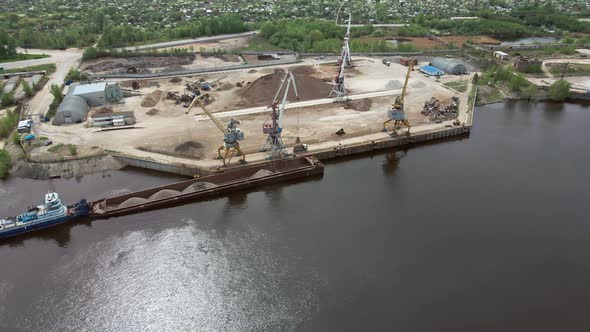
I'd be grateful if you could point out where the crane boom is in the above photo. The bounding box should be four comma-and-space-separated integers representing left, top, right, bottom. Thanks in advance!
277, 71, 298, 127
400, 62, 413, 105
186, 96, 226, 133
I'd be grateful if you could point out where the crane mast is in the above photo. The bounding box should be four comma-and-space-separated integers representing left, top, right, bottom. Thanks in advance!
262, 71, 299, 158
330, 12, 351, 101
186, 96, 246, 165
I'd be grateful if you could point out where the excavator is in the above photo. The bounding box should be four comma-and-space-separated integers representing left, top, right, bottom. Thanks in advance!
186, 96, 245, 166
383, 60, 413, 136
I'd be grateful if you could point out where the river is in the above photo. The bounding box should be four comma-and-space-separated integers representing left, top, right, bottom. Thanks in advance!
1, 101, 589, 332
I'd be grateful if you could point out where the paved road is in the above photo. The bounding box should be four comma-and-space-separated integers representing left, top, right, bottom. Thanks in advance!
193, 89, 403, 121
340, 24, 408, 27
123, 31, 258, 51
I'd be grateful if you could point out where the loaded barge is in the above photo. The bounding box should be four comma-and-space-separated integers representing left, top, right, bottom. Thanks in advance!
90, 156, 323, 218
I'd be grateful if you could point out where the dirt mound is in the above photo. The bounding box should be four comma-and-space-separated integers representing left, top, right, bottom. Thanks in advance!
182, 182, 218, 194
221, 83, 234, 90
248, 69, 258, 74
94, 107, 113, 115
118, 197, 147, 208
249, 169, 275, 179
146, 108, 159, 116
173, 141, 206, 159
163, 65, 186, 72
169, 77, 182, 83
347, 98, 373, 112
83, 55, 195, 74
148, 189, 181, 201
213, 54, 241, 62
175, 141, 204, 153
141, 90, 163, 107
411, 81, 426, 88
237, 66, 331, 107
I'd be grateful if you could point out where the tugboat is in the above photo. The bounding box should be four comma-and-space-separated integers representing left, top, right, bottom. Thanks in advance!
0, 192, 89, 239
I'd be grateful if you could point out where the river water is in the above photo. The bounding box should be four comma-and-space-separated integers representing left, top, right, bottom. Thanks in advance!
1, 101, 589, 332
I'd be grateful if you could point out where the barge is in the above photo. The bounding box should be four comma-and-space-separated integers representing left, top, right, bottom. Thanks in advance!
90, 156, 323, 218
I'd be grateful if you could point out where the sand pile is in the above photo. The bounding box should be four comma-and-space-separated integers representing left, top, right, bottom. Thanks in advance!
411, 81, 426, 88
169, 77, 182, 83
141, 90, 163, 107
174, 141, 206, 159
386, 80, 403, 90
221, 83, 234, 90
347, 98, 373, 112
237, 66, 331, 107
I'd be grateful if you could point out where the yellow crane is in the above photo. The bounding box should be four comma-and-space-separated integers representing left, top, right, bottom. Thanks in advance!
186, 96, 246, 166
383, 61, 413, 136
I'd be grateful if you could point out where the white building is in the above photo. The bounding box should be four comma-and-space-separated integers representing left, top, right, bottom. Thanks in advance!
493, 51, 510, 61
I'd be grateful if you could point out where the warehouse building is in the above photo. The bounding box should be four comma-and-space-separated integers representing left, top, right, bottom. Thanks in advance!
429, 57, 468, 75
53, 82, 123, 125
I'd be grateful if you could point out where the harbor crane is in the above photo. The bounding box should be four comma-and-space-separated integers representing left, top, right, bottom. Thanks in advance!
262, 70, 299, 158
383, 60, 413, 136
329, 11, 352, 101
186, 96, 245, 166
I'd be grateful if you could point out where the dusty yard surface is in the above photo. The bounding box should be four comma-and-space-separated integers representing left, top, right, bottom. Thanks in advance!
387, 35, 501, 49
82, 55, 196, 74
33, 58, 468, 168
158, 37, 251, 52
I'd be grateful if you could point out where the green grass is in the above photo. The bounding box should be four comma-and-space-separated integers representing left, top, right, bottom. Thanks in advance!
547, 63, 590, 77
47, 143, 64, 153
0, 63, 56, 75
476, 85, 504, 105
443, 80, 469, 93
0, 53, 50, 64
239, 36, 286, 52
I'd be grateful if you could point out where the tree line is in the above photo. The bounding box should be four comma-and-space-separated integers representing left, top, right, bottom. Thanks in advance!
1, 11, 247, 50
259, 19, 416, 53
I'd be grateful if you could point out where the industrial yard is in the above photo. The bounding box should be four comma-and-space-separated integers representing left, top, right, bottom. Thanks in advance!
29, 55, 471, 170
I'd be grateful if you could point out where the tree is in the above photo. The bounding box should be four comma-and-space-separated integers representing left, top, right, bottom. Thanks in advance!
83, 47, 98, 60
49, 84, 64, 103
509, 75, 528, 91
521, 84, 537, 101
20, 79, 33, 97
308, 29, 323, 48
7, 13, 19, 28
0, 149, 11, 179
260, 21, 276, 38
548, 80, 571, 101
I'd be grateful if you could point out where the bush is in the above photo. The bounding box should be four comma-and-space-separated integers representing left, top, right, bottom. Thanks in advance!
21, 79, 33, 97
548, 79, 571, 101
521, 84, 538, 100
68, 145, 78, 156
520, 64, 543, 74
12, 131, 20, 145
509, 74, 528, 91
1, 92, 14, 107
65, 68, 88, 83
0, 149, 11, 179
0, 109, 19, 138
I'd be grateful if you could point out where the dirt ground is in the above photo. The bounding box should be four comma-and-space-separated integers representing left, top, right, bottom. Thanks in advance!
385, 35, 501, 49
235, 66, 333, 108
82, 55, 196, 74
158, 37, 251, 52
34, 58, 467, 168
